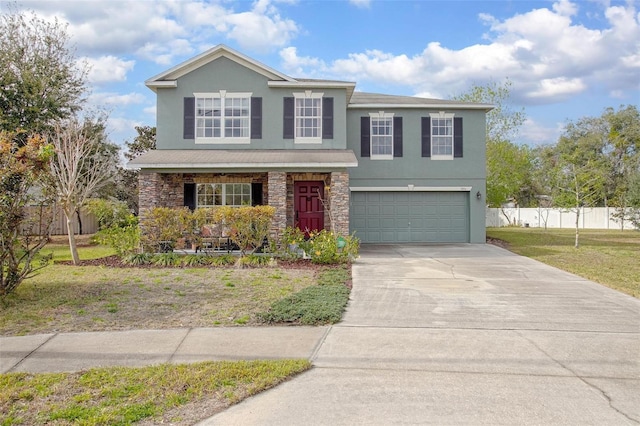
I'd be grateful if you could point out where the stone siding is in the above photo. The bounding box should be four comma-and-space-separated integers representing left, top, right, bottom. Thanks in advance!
329, 171, 350, 236
267, 171, 287, 239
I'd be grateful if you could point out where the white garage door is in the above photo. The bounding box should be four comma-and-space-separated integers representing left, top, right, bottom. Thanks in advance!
350, 191, 470, 243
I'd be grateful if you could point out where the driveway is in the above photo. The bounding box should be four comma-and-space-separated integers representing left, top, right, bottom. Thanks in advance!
202, 244, 640, 425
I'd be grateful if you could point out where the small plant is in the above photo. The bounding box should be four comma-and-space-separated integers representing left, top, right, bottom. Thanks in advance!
122, 253, 153, 266
208, 254, 236, 266
181, 254, 209, 267
152, 253, 181, 267
236, 254, 273, 268
298, 230, 360, 264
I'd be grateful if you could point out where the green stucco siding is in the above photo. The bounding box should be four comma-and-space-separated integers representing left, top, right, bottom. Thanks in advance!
155, 56, 348, 150
346, 107, 487, 243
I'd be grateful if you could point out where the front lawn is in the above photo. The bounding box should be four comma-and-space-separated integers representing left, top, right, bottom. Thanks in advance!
486, 228, 639, 298
1, 359, 310, 425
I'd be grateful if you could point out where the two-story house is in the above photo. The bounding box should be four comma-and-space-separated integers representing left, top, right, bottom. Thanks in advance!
128, 45, 491, 244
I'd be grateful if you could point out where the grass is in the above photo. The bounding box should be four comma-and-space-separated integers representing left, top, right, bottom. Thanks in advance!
0, 236, 352, 424
258, 266, 351, 325
487, 228, 640, 298
0, 359, 311, 425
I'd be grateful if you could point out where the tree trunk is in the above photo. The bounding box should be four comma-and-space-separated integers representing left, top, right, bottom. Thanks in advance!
64, 208, 80, 265
76, 209, 83, 235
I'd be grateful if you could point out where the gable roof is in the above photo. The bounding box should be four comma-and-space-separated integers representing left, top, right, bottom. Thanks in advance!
349, 92, 494, 110
145, 44, 295, 91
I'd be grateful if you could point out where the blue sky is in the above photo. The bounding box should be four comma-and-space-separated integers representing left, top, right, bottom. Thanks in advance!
6, 0, 639, 150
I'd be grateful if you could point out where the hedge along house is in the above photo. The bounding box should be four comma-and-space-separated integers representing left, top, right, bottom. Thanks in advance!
128, 45, 492, 243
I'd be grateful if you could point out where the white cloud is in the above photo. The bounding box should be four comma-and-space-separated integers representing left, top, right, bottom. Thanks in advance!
279, 1, 640, 105
349, 0, 371, 9
519, 118, 564, 146
528, 77, 587, 100
88, 92, 146, 107
143, 106, 157, 117
23, 0, 300, 63
83, 56, 135, 84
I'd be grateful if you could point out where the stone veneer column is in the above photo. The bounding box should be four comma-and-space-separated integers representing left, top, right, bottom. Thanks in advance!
268, 171, 287, 239
138, 172, 161, 222
330, 171, 350, 236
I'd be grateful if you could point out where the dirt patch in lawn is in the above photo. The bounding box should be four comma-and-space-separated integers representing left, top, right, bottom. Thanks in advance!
0, 259, 345, 335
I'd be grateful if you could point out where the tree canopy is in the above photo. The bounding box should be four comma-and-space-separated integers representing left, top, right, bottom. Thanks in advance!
0, 6, 87, 139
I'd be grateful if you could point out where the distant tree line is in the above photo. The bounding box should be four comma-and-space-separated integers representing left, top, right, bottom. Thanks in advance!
456, 81, 639, 247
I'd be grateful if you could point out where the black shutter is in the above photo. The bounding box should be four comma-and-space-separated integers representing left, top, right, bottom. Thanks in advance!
184, 183, 196, 211
183, 97, 195, 140
251, 97, 262, 139
393, 116, 403, 157
360, 117, 370, 157
322, 97, 333, 139
283, 97, 294, 139
421, 117, 431, 157
251, 183, 263, 206
454, 117, 463, 158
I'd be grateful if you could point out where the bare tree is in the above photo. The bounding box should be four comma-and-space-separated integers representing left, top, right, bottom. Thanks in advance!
48, 119, 116, 264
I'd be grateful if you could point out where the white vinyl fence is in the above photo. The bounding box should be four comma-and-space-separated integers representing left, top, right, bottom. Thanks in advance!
486, 207, 638, 230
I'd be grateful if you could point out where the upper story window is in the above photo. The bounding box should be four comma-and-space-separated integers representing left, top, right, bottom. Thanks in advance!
196, 183, 251, 207
194, 91, 251, 144
294, 91, 323, 144
370, 112, 394, 160
430, 112, 455, 160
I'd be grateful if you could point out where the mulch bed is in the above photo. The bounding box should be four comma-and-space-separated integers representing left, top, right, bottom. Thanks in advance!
55, 255, 340, 272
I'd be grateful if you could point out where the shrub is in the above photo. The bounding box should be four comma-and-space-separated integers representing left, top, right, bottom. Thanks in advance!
181, 254, 210, 267
236, 254, 274, 268
298, 230, 360, 264
122, 253, 153, 266
93, 221, 140, 257
208, 254, 236, 266
86, 199, 132, 230
215, 206, 275, 255
152, 253, 181, 267
141, 207, 190, 253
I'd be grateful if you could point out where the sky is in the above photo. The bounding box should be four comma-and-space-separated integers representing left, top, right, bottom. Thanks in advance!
5, 0, 639, 150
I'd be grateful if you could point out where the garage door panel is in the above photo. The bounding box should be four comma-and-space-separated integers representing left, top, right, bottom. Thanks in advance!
351, 191, 470, 243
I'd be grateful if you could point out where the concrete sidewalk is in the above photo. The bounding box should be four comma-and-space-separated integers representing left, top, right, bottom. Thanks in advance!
0, 326, 329, 374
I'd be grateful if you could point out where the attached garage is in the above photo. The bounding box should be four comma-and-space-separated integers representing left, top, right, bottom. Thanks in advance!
350, 191, 470, 243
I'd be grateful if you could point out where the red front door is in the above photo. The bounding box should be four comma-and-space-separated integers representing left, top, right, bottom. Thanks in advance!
294, 181, 324, 235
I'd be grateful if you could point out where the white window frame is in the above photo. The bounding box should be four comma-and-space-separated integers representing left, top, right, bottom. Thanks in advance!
370, 111, 394, 160
196, 183, 252, 207
430, 112, 455, 160
194, 91, 252, 144
293, 91, 323, 144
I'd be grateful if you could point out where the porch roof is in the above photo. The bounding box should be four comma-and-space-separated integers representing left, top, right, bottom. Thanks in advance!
126, 149, 358, 171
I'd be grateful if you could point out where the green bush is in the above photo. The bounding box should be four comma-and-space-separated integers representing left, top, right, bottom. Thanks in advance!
86, 199, 132, 230
152, 253, 181, 267
93, 223, 140, 257
298, 229, 360, 264
236, 254, 274, 268
181, 254, 210, 267
208, 254, 236, 266
122, 253, 152, 266
215, 205, 275, 255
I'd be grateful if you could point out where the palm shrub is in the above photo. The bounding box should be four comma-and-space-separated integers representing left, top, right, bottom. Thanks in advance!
141, 207, 190, 252
215, 205, 275, 255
